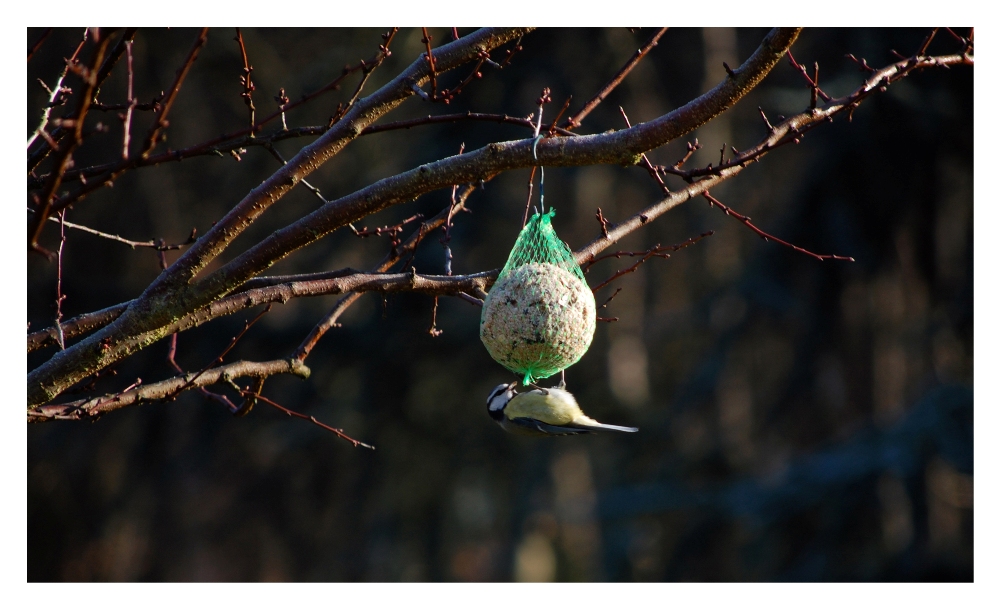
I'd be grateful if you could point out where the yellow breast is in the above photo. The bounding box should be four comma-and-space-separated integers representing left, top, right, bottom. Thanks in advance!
504, 388, 582, 425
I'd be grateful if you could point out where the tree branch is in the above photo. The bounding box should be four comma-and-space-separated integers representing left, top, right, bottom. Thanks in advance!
28, 301, 132, 353
565, 27, 668, 129
31, 30, 970, 410
28, 358, 311, 421
153, 27, 528, 290
28, 33, 110, 253
30, 112, 573, 191
197, 28, 802, 300
26, 26, 795, 406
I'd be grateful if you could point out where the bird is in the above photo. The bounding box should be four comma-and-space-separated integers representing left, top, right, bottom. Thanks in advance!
486, 381, 638, 436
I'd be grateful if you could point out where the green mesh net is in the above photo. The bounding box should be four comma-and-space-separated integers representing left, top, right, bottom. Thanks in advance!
497, 209, 586, 283
480, 208, 596, 385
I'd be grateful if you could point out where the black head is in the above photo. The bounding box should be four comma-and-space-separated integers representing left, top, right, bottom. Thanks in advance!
486, 382, 517, 421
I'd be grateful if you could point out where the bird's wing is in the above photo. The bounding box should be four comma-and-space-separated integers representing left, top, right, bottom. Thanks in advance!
509, 417, 592, 436
503, 390, 579, 425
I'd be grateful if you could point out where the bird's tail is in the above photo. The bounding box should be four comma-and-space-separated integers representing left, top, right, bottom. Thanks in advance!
577, 419, 638, 433
591, 422, 639, 433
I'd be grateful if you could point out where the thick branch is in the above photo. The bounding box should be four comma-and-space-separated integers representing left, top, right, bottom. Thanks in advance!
29, 34, 973, 414
31, 45, 969, 384
28, 301, 132, 353
42, 30, 972, 412
198, 27, 801, 299
28, 358, 311, 421
574, 51, 973, 264
25, 27, 794, 406
159, 28, 528, 290
292, 184, 477, 360
30, 112, 574, 190
162, 270, 496, 339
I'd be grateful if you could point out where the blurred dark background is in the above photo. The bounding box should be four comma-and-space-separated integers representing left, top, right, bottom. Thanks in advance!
27, 27, 973, 582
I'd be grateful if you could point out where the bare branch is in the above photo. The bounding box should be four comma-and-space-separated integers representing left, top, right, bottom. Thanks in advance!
245, 392, 374, 449
27, 28, 52, 63
142, 28, 210, 159
161, 28, 527, 288
27, 27, 796, 405
293, 185, 476, 360
702, 193, 853, 262
574, 49, 972, 266
28, 301, 132, 353
45, 216, 196, 250
53, 212, 68, 349
589, 232, 714, 292
28, 358, 311, 421
28, 33, 109, 253
199, 28, 802, 302
565, 27, 668, 129
29, 30, 972, 408
163, 304, 272, 401
32, 111, 575, 191
235, 28, 256, 131
26, 28, 88, 152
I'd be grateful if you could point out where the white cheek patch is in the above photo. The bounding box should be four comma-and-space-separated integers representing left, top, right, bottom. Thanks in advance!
488, 396, 506, 412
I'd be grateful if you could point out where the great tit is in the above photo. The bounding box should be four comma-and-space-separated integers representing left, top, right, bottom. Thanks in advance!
486, 382, 638, 436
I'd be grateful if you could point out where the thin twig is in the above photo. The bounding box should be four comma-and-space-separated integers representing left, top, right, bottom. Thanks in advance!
27, 28, 88, 150
292, 184, 479, 361
166, 315, 238, 411
598, 287, 622, 309
44, 215, 197, 250
702, 192, 853, 262
590, 233, 714, 292
34, 111, 576, 190
565, 27, 668, 129
619, 106, 669, 194
141, 28, 210, 159
238, 391, 374, 449
786, 50, 832, 103
441, 143, 465, 276
428, 296, 443, 337
28, 28, 52, 63
422, 28, 438, 100
595, 208, 612, 238
164, 304, 272, 401
235, 28, 256, 132
54, 212, 68, 349
334, 29, 398, 122
93, 28, 138, 98
845, 53, 876, 73
917, 28, 939, 56
591, 245, 670, 292
548, 96, 572, 136
28, 33, 110, 255
121, 40, 135, 159
584, 231, 714, 271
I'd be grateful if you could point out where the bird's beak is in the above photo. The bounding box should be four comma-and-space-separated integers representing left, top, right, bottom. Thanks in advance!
507, 381, 518, 391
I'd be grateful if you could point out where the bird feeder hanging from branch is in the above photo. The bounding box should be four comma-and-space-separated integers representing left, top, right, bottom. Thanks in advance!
479, 208, 597, 385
